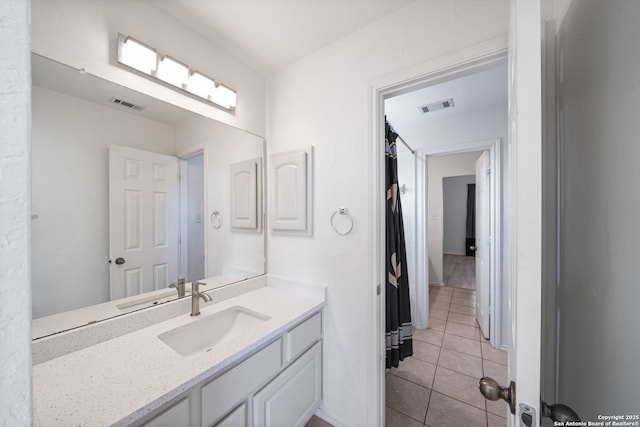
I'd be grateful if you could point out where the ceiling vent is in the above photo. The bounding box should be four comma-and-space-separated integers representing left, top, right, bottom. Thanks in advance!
109, 97, 145, 111
418, 98, 454, 114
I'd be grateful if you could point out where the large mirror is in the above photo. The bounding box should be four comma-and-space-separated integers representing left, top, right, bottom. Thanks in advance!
31, 54, 265, 339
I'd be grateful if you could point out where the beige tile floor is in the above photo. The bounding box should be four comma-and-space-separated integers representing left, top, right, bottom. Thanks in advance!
305, 415, 333, 426
304, 286, 508, 427
385, 285, 509, 427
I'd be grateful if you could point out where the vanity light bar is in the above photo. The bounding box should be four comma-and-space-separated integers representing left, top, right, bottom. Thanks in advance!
116, 33, 237, 112
118, 36, 157, 75
157, 55, 189, 88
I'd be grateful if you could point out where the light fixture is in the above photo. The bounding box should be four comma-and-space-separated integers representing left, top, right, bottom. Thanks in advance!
210, 84, 237, 110
187, 71, 216, 99
116, 33, 237, 112
157, 56, 189, 88
118, 36, 157, 74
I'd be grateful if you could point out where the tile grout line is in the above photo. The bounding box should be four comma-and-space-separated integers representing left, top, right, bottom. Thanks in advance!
423, 285, 452, 426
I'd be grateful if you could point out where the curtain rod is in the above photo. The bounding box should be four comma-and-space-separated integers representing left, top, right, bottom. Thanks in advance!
389, 123, 415, 154
397, 134, 415, 155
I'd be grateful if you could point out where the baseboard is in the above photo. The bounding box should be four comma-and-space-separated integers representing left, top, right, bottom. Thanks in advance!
314, 405, 351, 427
429, 282, 445, 287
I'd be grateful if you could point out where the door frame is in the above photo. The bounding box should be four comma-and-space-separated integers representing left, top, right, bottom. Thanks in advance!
178, 145, 206, 281
420, 137, 503, 349
367, 36, 508, 426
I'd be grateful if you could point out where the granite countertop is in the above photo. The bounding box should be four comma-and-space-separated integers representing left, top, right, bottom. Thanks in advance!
32, 275, 238, 340
32, 284, 324, 426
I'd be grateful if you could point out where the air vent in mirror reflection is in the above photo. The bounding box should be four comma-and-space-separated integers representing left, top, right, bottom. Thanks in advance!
109, 97, 145, 111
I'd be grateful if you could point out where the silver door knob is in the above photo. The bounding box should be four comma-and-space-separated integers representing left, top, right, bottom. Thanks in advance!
542, 400, 581, 422
479, 377, 516, 415
470, 245, 477, 251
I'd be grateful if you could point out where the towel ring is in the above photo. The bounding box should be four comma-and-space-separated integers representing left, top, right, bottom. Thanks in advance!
330, 208, 354, 236
211, 211, 222, 229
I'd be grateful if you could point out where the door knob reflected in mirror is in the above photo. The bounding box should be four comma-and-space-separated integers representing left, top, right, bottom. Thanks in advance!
479, 377, 516, 415
114, 257, 125, 265
542, 400, 581, 422
470, 245, 477, 251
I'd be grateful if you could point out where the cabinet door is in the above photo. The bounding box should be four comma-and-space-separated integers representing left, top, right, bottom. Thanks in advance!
253, 342, 321, 427
143, 398, 190, 427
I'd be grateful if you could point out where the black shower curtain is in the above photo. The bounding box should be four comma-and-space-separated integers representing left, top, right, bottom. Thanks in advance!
385, 120, 413, 368
465, 183, 476, 256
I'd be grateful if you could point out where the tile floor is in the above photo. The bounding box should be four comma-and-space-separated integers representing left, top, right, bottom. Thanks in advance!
385, 285, 509, 427
305, 285, 508, 427
305, 415, 333, 427
442, 254, 476, 290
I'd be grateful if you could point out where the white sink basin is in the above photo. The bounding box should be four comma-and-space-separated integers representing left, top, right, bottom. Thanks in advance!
158, 306, 270, 357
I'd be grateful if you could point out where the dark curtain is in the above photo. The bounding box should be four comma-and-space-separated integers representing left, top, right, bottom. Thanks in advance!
385, 120, 413, 368
465, 183, 476, 256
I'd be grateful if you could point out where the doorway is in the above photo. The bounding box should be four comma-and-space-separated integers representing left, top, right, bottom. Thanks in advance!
382, 60, 507, 425
442, 174, 476, 290
180, 151, 206, 282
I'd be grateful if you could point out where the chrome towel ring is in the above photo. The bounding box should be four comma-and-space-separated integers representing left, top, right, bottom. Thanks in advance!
211, 211, 223, 229
330, 208, 354, 236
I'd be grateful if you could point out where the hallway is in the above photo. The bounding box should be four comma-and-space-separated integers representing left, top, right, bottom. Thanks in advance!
385, 286, 508, 427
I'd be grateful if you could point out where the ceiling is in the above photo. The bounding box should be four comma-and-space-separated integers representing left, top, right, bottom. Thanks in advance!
32, 54, 196, 125
385, 63, 508, 151
150, 0, 420, 74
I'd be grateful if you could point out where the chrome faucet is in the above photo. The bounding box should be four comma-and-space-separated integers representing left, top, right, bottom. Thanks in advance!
191, 281, 212, 316
169, 275, 186, 298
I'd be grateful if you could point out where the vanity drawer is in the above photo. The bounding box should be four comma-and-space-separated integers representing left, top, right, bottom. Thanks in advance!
142, 398, 190, 427
284, 312, 322, 363
201, 339, 282, 426
214, 402, 247, 427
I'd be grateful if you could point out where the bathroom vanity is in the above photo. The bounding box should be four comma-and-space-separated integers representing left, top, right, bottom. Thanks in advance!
32, 277, 325, 426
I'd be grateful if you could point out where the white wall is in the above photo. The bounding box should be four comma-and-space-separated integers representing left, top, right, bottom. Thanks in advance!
31, 86, 174, 318
31, 0, 265, 136
266, 1, 509, 424
173, 115, 265, 279
443, 175, 475, 256
556, 0, 640, 416
428, 152, 481, 284
0, 0, 31, 423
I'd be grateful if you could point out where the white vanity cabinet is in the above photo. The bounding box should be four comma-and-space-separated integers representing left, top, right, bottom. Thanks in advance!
137, 311, 322, 427
202, 339, 282, 426
252, 341, 321, 427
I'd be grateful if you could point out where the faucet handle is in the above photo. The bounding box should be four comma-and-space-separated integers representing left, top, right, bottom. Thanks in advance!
192, 281, 205, 294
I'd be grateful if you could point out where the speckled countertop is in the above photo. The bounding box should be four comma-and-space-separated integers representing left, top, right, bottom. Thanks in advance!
32, 284, 325, 427
32, 275, 238, 340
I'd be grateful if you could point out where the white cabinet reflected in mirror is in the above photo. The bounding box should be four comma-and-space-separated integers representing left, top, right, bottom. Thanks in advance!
31, 53, 265, 339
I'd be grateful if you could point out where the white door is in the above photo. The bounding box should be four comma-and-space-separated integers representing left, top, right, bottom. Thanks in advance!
109, 144, 179, 300
475, 151, 491, 339
495, 0, 543, 424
